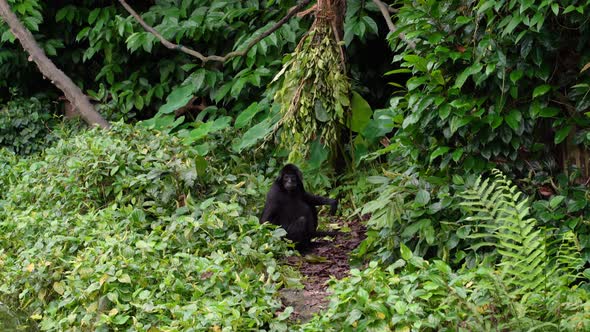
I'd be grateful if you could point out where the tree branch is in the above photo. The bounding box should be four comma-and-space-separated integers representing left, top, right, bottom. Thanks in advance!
119, 0, 312, 64
0, 0, 110, 128
371, 0, 415, 50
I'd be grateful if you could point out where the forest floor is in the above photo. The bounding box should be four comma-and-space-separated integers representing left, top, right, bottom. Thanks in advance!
280, 216, 367, 322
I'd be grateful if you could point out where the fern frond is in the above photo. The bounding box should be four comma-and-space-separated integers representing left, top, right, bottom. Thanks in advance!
459, 170, 547, 300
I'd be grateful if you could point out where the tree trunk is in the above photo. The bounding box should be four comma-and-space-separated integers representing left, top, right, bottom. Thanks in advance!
0, 0, 110, 129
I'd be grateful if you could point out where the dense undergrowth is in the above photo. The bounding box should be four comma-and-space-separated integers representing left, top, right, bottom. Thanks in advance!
300, 170, 590, 331
2, 0, 590, 330
1, 122, 589, 331
0, 124, 299, 331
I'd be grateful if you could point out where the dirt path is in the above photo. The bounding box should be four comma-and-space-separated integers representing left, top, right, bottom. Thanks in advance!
280, 217, 366, 322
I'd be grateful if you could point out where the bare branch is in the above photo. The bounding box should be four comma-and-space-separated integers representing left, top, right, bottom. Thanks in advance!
0, 0, 110, 128
119, 0, 312, 64
118, 0, 211, 62
371, 0, 415, 50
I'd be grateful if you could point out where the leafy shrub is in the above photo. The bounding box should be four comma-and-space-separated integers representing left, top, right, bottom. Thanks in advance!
0, 149, 19, 199
0, 124, 297, 331
353, 165, 465, 265
529, 172, 590, 263
3, 123, 204, 214
388, 0, 590, 172
302, 172, 590, 331
302, 255, 589, 331
0, 95, 56, 155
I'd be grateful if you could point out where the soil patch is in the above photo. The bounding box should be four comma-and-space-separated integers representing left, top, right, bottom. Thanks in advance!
280, 217, 366, 322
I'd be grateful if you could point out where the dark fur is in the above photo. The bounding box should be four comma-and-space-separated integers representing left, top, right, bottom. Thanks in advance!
260, 164, 338, 248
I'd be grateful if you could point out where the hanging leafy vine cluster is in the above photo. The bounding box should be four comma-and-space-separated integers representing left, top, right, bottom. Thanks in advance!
273, 7, 350, 163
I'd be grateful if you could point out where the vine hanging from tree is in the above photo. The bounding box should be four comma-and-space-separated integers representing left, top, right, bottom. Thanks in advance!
273, 0, 350, 163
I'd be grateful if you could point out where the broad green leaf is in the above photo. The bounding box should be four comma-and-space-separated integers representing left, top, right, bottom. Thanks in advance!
402, 112, 420, 128
345, 309, 362, 325
454, 63, 483, 89
452, 148, 464, 162
549, 195, 565, 209
509, 69, 523, 83
234, 102, 260, 129
450, 116, 471, 134
385, 69, 412, 75
564, 5, 576, 14
88, 9, 100, 24
362, 16, 378, 34
184, 117, 231, 144
232, 117, 274, 152
503, 14, 522, 36
430, 146, 449, 162
400, 243, 413, 260
159, 84, 194, 114
538, 107, 559, 118
209, 116, 231, 132
520, 0, 533, 13
505, 110, 522, 130
407, 76, 427, 91
276, 307, 293, 321
213, 82, 232, 103
309, 139, 328, 169
438, 104, 451, 120
554, 125, 572, 144
532, 84, 551, 98
431, 69, 445, 86
118, 274, 131, 284
489, 114, 503, 129
403, 55, 428, 72
350, 91, 372, 132
415, 189, 430, 206
477, 0, 496, 14
456, 16, 471, 24
195, 155, 207, 173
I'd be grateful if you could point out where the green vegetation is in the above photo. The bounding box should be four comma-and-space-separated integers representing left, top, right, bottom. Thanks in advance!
0, 124, 297, 330
1, 0, 590, 330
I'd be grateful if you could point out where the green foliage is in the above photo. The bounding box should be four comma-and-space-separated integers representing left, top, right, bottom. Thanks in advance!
3, 123, 203, 213
0, 124, 297, 330
0, 149, 19, 199
301, 258, 486, 331
458, 170, 589, 326
274, 22, 350, 163
353, 165, 464, 265
388, 0, 590, 172
302, 252, 590, 331
343, 0, 380, 46
302, 172, 590, 331
461, 170, 546, 294
0, 95, 56, 155
1, 1, 306, 121
522, 170, 590, 263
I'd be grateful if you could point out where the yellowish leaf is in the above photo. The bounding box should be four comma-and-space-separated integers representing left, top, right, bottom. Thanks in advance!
53, 282, 65, 295
99, 273, 109, 285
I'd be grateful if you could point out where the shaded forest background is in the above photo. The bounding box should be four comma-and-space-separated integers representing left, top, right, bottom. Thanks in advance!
1, 0, 590, 330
